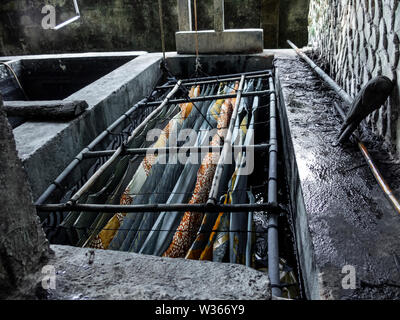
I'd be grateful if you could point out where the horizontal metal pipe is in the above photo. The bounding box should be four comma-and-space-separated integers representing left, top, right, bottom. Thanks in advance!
156, 73, 271, 89
36, 202, 280, 214
82, 144, 271, 159
180, 69, 272, 82
139, 90, 272, 107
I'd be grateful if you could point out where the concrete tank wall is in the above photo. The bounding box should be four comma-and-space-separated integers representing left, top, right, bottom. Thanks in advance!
308, 0, 400, 157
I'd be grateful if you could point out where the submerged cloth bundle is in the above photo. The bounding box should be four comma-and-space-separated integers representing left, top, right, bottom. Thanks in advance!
184, 79, 255, 261
162, 83, 238, 258
76, 79, 265, 262
88, 86, 201, 250
60, 100, 178, 246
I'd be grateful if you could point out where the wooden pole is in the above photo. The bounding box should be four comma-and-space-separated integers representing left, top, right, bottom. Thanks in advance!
3, 100, 88, 120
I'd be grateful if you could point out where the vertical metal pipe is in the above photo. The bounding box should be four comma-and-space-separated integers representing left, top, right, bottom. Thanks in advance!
268, 76, 281, 297
207, 75, 246, 205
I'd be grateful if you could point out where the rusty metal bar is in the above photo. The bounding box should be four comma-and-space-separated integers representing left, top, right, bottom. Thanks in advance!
37, 202, 280, 214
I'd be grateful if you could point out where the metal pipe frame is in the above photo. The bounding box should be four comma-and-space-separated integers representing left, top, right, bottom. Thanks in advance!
37, 202, 280, 214
53, 0, 81, 31
66, 81, 182, 205
35, 87, 166, 206
81, 144, 271, 159
267, 76, 281, 297
138, 90, 273, 107
180, 69, 272, 82
35, 97, 149, 205
156, 73, 271, 89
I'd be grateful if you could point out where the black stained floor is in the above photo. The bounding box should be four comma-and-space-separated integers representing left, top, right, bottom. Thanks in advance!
275, 52, 400, 299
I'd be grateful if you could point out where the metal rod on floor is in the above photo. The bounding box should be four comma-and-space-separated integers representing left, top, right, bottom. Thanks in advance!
156, 73, 271, 89
333, 103, 400, 215
138, 90, 272, 106
36, 202, 280, 214
268, 76, 281, 297
35, 96, 152, 206
207, 74, 246, 205
286, 40, 353, 106
81, 144, 271, 159
66, 81, 182, 205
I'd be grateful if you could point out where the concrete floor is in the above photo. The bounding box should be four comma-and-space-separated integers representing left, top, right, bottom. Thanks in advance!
43, 245, 271, 300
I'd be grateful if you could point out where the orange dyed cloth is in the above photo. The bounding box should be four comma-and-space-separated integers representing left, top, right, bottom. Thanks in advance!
162, 84, 238, 258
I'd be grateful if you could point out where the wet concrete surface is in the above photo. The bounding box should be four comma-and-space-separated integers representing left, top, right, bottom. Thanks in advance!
275, 51, 400, 299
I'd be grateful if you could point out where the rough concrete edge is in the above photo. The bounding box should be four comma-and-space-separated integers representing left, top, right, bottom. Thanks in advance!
0, 51, 148, 63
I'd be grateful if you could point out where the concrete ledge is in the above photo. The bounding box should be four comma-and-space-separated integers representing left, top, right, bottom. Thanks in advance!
165, 51, 274, 78
0, 51, 147, 63
175, 29, 264, 54
46, 245, 271, 300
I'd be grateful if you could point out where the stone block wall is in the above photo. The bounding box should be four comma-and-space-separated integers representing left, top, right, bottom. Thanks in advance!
308, 0, 400, 156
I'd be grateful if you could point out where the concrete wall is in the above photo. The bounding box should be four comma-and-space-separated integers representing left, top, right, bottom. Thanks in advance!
0, 0, 179, 55
308, 0, 400, 156
0, 96, 51, 299
0, 0, 310, 55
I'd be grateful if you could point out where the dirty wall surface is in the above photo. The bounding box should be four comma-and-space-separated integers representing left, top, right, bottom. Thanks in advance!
0, 0, 310, 55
